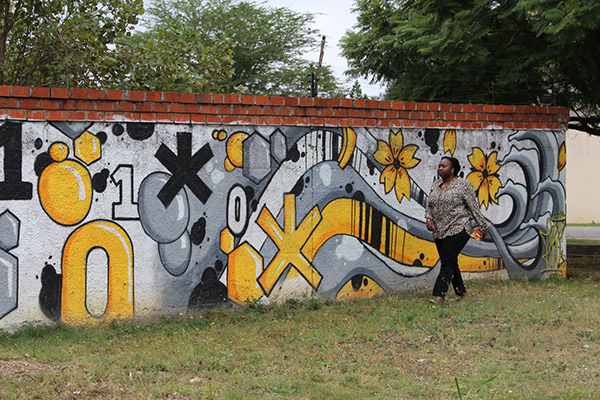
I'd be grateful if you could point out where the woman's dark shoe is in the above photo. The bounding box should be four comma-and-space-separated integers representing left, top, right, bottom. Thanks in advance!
429, 296, 444, 305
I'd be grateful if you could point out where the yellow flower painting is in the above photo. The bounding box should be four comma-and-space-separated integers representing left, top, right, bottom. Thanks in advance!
374, 130, 420, 203
466, 147, 502, 209
443, 129, 456, 155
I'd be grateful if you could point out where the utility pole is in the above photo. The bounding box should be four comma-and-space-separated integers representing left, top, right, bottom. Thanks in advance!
310, 36, 326, 97
316, 36, 326, 82
305, 36, 326, 97
550, 63, 556, 107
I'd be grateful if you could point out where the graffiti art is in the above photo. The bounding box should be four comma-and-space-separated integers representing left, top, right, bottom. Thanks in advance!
0, 120, 566, 328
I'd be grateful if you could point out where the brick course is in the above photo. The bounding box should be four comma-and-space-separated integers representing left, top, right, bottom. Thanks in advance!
0, 85, 570, 130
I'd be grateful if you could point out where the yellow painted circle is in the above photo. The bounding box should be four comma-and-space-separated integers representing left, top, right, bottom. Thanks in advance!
49, 142, 69, 162
39, 160, 92, 225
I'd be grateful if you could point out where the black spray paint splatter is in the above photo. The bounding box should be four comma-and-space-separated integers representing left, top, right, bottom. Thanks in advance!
39, 264, 62, 322
112, 124, 125, 136
92, 169, 110, 193
191, 217, 207, 245
424, 129, 440, 154
34, 153, 54, 176
95, 131, 107, 144
126, 123, 155, 141
187, 268, 228, 310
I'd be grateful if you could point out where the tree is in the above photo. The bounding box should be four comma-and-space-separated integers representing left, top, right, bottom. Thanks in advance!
269, 61, 348, 98
347, 80, 369, 99
117, 18, 235, 93
340, 0, 600, 134
0, 0, 143, 88
137, 0, 346, 96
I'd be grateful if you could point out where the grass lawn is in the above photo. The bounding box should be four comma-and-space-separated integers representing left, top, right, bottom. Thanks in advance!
567, 239, 600, 245
567, 223, 600, 227
1, 257, 599, 399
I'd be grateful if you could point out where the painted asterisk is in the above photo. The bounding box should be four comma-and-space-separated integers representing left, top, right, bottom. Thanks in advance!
155, 131, 213, 207
257, 193, 322, 295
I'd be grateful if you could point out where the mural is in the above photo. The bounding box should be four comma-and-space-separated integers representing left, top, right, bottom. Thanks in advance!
0, 119, 566, 329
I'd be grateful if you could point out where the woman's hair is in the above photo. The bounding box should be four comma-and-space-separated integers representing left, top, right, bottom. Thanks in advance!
441, 156, 461, 176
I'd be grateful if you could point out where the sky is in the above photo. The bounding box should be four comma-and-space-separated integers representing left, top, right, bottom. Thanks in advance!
265, 0, 386, 98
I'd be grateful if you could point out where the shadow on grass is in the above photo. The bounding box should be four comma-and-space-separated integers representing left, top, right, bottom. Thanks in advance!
567, 256, 600, 281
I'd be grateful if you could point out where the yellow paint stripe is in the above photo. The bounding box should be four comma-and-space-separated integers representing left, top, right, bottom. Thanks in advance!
338, 127, 357, 169
457, 254, 503, 272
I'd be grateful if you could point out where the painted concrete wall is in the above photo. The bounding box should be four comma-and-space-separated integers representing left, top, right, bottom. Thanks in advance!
565, 129, 600, 223
0, 86, 568, 330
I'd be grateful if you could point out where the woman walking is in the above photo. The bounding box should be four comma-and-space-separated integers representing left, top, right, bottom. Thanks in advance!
425, 157, 489, 304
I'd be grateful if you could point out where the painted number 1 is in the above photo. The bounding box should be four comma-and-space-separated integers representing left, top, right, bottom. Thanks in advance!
0, 122, 32, 200
111, 165, 139, 220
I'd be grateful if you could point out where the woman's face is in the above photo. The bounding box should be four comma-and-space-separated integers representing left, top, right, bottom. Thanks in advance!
438, 159, 455, 179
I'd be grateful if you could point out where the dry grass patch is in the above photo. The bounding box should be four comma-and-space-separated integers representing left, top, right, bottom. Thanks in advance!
0, 359, 71, 378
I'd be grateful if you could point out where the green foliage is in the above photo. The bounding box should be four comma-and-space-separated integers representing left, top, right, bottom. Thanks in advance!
0, 0, 143, 88
347, 79, 370, 99
304, 294, 325, 310
135, 0, 346, 96
117, 21, 234, 93
341, 0, 600, 134
116, 0, 238, 93
1, 0, 347, 95
244, 297, 270, 314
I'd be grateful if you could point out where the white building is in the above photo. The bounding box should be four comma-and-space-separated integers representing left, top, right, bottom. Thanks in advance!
566, 129, 600, 223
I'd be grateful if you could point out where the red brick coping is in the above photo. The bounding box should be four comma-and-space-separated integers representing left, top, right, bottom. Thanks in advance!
0, 85, 569, 131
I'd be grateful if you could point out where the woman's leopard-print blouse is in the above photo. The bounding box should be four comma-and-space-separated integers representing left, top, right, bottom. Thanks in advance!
425, 177, 489, 239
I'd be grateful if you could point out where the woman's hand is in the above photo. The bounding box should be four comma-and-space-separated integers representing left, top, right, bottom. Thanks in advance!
426, 218, 435, 232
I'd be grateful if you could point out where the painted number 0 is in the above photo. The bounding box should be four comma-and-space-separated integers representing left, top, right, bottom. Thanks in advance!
61, 221, 134, 326
227, 185, 248, 236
